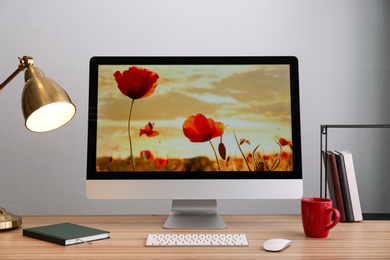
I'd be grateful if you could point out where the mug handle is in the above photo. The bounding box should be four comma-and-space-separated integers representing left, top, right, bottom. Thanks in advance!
326, 208, 340, 230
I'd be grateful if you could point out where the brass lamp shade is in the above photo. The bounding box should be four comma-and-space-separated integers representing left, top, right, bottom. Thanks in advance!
22, 66, 76, 132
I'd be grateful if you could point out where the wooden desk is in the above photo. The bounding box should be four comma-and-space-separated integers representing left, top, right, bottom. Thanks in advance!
1, 215, 389, 259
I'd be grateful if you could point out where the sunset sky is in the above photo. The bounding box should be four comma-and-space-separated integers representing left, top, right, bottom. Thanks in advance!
95, 64, 292, 161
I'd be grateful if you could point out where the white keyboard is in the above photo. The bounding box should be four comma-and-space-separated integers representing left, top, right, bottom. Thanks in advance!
146, 233, 249, 247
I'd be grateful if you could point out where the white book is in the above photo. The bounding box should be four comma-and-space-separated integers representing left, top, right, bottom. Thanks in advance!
338, 150, 363, 221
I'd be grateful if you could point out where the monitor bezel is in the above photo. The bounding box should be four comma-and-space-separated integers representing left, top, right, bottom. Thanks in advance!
87, 56, 302, 180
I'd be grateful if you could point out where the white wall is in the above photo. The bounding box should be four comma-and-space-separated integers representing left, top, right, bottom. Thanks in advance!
0, 0, 389, 215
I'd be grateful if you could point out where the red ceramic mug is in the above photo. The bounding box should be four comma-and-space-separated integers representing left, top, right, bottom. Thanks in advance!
301, 197, 340, 238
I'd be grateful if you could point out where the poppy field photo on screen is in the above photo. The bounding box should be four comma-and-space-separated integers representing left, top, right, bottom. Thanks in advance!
95, 64, 293, 172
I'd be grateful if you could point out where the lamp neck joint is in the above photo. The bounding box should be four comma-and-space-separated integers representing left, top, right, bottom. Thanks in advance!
18, 56, 34, 70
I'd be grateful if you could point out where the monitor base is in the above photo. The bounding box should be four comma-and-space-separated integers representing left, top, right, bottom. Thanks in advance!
163, 199, 227, 229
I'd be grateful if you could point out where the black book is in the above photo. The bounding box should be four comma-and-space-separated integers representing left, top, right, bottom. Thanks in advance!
334, 151, 354, 222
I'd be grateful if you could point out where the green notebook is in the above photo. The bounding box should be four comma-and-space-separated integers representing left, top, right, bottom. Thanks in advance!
23, 222, 110, 246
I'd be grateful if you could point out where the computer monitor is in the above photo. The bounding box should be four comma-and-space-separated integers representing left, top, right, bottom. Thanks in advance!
86, 56, 303, 229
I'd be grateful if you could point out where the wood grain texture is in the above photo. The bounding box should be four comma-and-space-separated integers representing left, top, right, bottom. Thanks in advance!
1, 215, 389, 259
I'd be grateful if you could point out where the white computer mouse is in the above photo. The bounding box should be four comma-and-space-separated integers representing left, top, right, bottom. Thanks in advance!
263, 238, 292, 252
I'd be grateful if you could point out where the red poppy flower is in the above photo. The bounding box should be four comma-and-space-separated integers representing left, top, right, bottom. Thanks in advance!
156, 158, 168, 167
113, 66, 159, 100
139, 122, 159, 137
279, 137, 291, 147
140, 150, 154, 163
182, 113, 225, 143
281, 151, 290, 160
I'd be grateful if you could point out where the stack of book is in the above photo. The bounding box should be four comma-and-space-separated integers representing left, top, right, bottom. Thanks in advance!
324, 150, 363, 222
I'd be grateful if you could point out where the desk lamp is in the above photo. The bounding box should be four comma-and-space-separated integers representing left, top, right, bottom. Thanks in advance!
0, 56, 76, 230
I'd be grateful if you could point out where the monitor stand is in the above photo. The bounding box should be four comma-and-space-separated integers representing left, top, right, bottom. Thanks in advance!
163, 199, 227, 229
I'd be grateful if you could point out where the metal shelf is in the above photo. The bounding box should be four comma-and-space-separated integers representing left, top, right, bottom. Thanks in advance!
320, 124, 390, 220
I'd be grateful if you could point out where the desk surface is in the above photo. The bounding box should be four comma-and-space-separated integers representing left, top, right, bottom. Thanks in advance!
1, 215, 389, 259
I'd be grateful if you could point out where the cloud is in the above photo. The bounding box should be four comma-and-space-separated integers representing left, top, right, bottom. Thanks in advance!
186, 93, 241, 105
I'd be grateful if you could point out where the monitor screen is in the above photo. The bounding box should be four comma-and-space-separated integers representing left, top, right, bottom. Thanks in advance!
86, 56, 302, 228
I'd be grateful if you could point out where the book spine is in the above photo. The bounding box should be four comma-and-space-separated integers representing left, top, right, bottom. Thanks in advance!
340, 150, 363, 221
322, 151, 337, 206
23, 229, 66, 246
327, 151, 347, 222
335, 151, 354, 222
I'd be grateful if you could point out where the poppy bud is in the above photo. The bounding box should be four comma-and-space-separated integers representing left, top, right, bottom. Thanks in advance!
218, 142, 227, 160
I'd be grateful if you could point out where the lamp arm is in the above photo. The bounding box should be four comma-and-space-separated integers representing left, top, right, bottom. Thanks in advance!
0, 56, 34, 92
